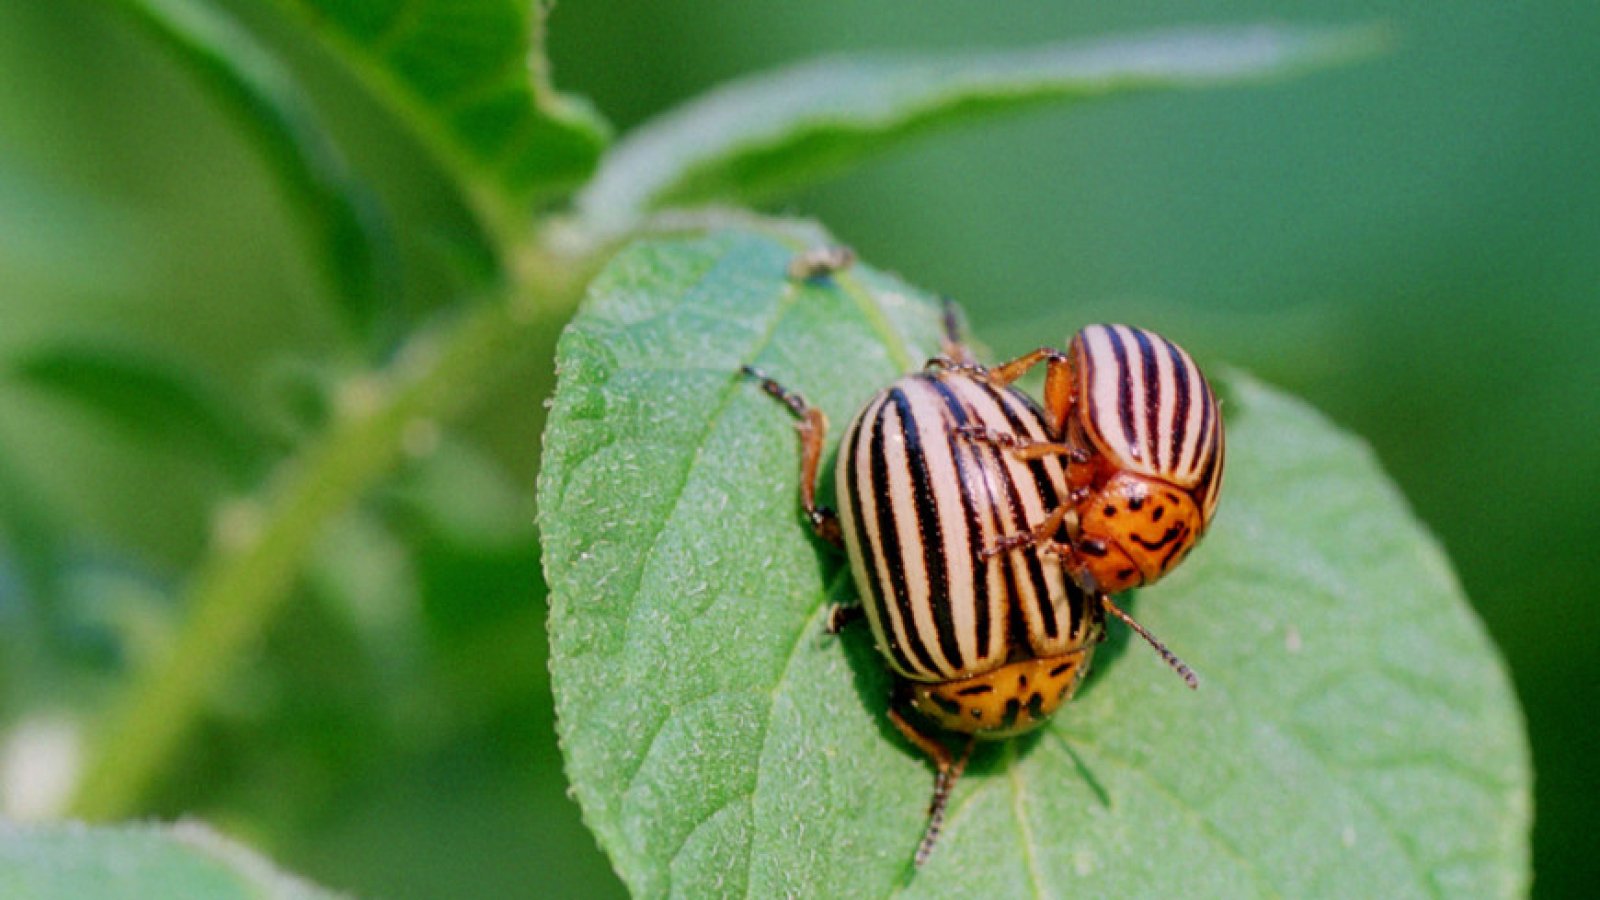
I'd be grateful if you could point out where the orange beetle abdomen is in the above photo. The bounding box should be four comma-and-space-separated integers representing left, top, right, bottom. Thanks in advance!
907, 645, 1098, 739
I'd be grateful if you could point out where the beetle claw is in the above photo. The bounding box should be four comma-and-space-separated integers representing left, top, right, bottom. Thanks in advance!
983, 533, 1032, 559
825, 603, 863, 635
956, 424, 1016, 449
929, 358, 989, 380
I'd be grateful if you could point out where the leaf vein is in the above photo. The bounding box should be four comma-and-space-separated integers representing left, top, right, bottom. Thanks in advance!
1061, 732, 1284, 898
739, 592, 841, 898
1006, 742, 1050, 900
603, 238, 821, 880
833, 270, 916, 373
370, 0, 424, 56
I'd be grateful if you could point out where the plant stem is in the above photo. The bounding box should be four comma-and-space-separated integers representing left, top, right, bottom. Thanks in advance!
67, 242, 597, 821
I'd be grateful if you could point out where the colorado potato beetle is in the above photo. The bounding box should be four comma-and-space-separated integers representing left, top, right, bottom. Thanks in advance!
743, 293, 1214, 867
968, 323, 1225, 595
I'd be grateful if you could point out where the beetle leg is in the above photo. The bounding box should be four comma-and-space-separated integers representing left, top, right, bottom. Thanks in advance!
925, 355, 990, 379
1013, 443, 1086, 463
918, 735, 974, 868
824, 603, 864, 634
984, 530, 1034, 560
888, 706, 952, 772
982, 347, 1064, 386
887, 706, 973, 868
742, 366, 844, 548
955, 425, 1086, 463
940, 297, 980, 368
981, 347, 1077, 435
1101, 595, 1199, 690
982, 502, 1075, 560
923, 353, 970, 374
954, 424, 1011, 448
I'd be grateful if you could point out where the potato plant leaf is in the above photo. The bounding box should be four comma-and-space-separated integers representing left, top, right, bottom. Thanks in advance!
112, 0, 393, 337
577, 25, 1384, 233
10, 341, 272, 483
539, 227, 1529, 897
265, 0, 609, 223
0, 821, 337, 899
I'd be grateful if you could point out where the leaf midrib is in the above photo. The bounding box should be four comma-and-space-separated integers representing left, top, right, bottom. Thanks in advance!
733, 571, 849, 899
1006, 742, 1050, 900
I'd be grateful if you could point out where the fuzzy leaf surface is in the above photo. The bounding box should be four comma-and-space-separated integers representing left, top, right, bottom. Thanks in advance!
540, 227, 1529, 898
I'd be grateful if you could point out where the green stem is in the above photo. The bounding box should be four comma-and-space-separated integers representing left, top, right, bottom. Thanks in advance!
68, 243, 597, 821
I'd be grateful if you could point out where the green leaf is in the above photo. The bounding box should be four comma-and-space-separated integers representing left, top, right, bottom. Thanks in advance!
577, 25, 1385, 234
9, 342, 271, 482
266, 0, 609, 225
0, 820, 337, 899
112, 0, 393, 337
539, 228, 1529, 897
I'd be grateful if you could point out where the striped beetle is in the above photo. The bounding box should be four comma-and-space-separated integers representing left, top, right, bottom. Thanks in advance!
743, 300, 1219, 867
967, 323, 1225, 596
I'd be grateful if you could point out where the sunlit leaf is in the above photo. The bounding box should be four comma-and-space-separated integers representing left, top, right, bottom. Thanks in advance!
539, 227, 1529, 897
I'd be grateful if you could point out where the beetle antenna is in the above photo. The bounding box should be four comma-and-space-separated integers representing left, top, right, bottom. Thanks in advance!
1101, 595, 1198, 689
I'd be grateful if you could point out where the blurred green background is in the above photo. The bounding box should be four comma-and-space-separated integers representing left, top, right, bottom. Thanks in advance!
0, 0, 1593, 897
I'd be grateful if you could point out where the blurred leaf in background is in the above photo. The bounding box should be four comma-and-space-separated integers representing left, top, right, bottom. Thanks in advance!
0, 821, 337, 898
0, 0, 610, 894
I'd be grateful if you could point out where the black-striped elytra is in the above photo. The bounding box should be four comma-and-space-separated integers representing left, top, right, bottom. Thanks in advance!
744, 268, 1221, 868
972, 323, 1225, 597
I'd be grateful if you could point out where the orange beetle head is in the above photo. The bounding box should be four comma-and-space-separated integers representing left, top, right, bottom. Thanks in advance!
1074, 472, 1205, 594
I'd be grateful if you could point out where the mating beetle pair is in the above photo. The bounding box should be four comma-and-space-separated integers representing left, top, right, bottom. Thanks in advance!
745, 259, 1225, 867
